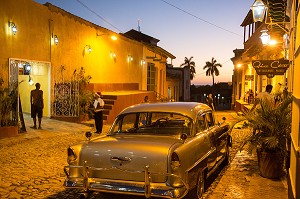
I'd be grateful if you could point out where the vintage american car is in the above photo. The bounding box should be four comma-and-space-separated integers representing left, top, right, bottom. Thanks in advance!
64, 102, 231, 199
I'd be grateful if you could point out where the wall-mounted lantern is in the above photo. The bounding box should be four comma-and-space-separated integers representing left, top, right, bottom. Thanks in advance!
8, 21, 17, 35
85, 45, 92, 53
54, 35, 59, 45
140, 59, 146, 66
110, 51, 116, 59
127, 55, 133, 62
28, 75, 34, 85
24, 62, 31, 75
110, 35, 117, 41
260, 29, 270, 45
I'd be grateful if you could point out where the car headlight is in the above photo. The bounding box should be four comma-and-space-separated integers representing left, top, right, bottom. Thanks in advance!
67, 147, 77, 164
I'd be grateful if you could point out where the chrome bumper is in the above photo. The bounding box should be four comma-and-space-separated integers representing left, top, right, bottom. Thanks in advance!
64, 162, 188, 198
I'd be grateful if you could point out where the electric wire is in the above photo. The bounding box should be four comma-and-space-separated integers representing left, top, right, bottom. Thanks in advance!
75, 0, 123, 33
160, 0, 242, 37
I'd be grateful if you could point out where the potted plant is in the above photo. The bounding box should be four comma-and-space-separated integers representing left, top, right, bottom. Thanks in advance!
73, 67, 94, 121
0, 75, 20, 138
235, 94, 292, 178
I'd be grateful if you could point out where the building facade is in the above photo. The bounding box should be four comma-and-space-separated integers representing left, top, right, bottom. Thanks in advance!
287, 1, 300, 198
1, 0, 176, 124
231, 1, 289, 112
166, 64, 191, 102
231, 0, 300, 198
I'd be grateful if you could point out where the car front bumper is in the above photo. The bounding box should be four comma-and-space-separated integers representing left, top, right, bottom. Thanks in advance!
64, 164, 188, 199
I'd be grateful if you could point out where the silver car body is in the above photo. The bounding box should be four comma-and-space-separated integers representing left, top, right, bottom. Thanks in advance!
64, 102, 230, 198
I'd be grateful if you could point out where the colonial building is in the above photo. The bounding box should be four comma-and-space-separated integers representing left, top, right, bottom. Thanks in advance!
231, 0, 289, 112
231, 0, 300, 198
1, 0, 176, 125
166, 64, 190, 102
287, 1, 300, 198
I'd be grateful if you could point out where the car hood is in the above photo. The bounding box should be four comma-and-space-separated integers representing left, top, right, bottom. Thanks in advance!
79, 135, 182, 182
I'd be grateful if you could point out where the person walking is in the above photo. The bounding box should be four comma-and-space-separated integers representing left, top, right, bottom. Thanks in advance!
30, 82, 44, 129
206, 93, 215, 111
93, 92, 105, 134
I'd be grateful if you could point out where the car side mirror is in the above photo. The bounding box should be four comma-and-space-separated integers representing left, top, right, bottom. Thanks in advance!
218, 117, 226, 125
85, 131, 92, 141
180, 133, 188, 141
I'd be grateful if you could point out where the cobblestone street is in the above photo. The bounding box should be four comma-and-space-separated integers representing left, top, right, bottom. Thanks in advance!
0, 111, 288, 198
0, 114, 92, 198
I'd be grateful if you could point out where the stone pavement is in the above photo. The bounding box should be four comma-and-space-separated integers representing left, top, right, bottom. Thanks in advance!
0, 111, 288, 199
208, 111, 288, 199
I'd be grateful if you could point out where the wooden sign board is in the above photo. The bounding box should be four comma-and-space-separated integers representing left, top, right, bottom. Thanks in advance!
252, 60, 289, 77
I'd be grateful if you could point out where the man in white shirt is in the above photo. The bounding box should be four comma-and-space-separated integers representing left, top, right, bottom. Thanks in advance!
251, 84, 274, 111
94, 92, 105, 134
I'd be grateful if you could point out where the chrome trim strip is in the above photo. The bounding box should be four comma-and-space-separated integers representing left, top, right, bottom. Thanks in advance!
186, 147, 216, 172
111, 156, 132, 163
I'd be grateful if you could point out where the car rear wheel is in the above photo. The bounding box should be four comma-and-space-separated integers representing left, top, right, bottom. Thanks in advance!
184, 170, 206, 199
224, 144, 230, 166
196, 170, 206, 198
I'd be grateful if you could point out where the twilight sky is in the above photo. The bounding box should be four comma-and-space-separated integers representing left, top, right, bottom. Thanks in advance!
35, 0, 254, 85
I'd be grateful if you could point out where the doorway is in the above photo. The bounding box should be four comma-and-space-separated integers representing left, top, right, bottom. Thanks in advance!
9, 59, 50, 119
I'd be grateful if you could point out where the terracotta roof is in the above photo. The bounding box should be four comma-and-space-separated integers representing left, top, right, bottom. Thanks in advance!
122, 29, 160, 45
122, 29, 175, 59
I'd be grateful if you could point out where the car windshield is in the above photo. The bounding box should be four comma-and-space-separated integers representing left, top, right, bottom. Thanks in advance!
108, 112, 193, 136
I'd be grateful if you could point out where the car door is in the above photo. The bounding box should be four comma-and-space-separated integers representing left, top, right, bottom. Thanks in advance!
196, 112, 217, 171
203, 112, 218, 170
210, 112, 229, 162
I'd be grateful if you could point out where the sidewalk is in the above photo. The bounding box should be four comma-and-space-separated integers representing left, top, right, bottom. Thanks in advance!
210, 111, 288, 199
0, 111, 288, 199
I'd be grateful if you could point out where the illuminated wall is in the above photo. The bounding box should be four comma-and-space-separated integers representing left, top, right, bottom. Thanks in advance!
1, 0, 171, 119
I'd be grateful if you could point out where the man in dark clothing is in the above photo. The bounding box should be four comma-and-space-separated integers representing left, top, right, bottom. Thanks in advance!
30, 83, 44, 129
206, 93, 215, 111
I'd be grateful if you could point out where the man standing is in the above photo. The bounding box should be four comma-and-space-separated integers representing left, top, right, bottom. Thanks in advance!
251, 84, 274, 111
93, 92, 105, 134
30, 83, 44, 129
206, 93, 215, 111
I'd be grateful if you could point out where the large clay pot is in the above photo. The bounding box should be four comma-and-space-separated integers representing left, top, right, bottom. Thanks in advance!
257, 149, 284, 179
0, 126, 19, 139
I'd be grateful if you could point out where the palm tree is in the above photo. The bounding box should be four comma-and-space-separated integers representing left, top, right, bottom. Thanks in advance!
203, 57, 222, 86
180, 56, 196, 80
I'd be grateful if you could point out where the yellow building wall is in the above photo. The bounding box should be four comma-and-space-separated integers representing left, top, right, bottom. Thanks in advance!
0, 0, 151, 87
1, 0, 172, 119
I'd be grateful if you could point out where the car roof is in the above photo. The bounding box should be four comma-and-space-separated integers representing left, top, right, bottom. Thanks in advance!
119, 102, 212, 119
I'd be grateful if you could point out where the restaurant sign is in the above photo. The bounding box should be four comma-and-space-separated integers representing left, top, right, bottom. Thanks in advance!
252, 60, 290, 78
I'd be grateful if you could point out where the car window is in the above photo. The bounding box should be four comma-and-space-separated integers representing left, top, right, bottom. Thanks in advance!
109, 113, 137, 134
205, 112, 215, 127
196, 114, 207, 132
109, 112, 193, 136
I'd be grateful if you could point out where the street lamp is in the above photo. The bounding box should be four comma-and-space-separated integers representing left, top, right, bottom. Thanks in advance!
96, 32, 118, 41
251, 0, 289, 31
251, 0, 267, 23
251, 0, 290, 46
260, 29, 270, 45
